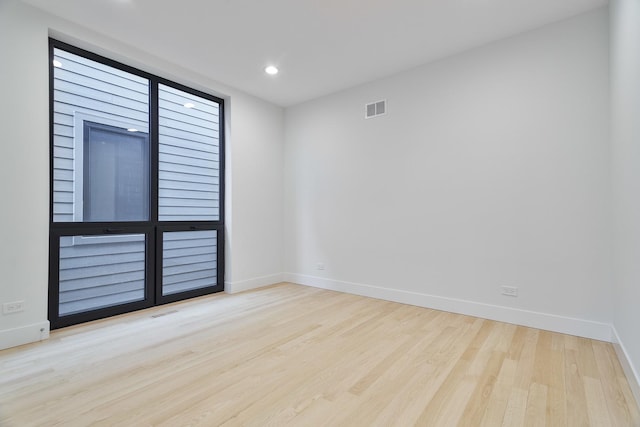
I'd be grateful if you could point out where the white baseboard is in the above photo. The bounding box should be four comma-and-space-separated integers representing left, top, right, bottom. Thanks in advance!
225, 273, 285, 294
284, 273, 613, 342
0, 321, 50, 351
611, 327, 640, 407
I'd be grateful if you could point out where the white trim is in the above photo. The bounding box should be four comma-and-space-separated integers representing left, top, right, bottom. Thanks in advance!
0, 321, 50, 350
225, 273, 285, 294
284, 273, 613, 342
611, 326, 640, 408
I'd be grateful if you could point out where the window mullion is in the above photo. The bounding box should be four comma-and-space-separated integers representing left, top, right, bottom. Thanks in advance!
150, 79, 160, 225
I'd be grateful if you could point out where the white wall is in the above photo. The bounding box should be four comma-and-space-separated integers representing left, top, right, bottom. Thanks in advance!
610, 0, 640, 401
0, 0, 284, 349
284, 9, 612, 339
225, 90, 285, 292
0, 0, 50, 349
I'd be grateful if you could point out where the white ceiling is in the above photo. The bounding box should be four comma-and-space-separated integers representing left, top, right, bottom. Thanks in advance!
22, 0, 606, 106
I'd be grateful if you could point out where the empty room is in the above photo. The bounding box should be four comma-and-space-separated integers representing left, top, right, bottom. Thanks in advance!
1, 0, 639, 425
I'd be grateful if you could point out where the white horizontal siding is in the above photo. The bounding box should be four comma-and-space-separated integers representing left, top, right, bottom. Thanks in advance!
159, 85, 219, 115
159, 125, 217, 146
159, 179, 217, 192
52, 47, 149, 223
159, 190, 219, 203
159, 116, 218, 136
164, 261, 215, 276
58, 235, 146, 316
159, 134, 219, 154
53, 170, 72, 181
160, 152, 218, 170
162, 230, 217, 295
159, 199, 219, 209
163, 253, 216, 266
55, 93, 148, 121
158, 170, 217, 184
53, 145, 73, 160
158, 84, 221, 221
159, 141, 218, 159
59, 291, 143, 316
54, 71, 147, 104
55, 192, 73, 204
55, 158, 73, 170
61, 251, 145, 269
53, 181, 73, 192
60, 270, 144, 292
53, 123, 73, 138
158, 158, 219, 177
56, 49, 148, 91
54, 205, 74, 217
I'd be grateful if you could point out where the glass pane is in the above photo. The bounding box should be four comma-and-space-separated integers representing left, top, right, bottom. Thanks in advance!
84, 122, 149, 221
52, 48, 150, 222
162, 230, 217, 295
59, 234, 146, 316
158, 84, 220, 221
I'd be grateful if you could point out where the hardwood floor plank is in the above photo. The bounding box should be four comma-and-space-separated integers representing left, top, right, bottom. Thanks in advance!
592, 340, 637, 426
479, 357, 517, 426
502, 387, 529, 427
565, 348, 592, 427
524, 382, 548, 427
414, 321, 492, 425
458, 350, 506, 424
584, 376, 613, 427
547, 337, 567, 427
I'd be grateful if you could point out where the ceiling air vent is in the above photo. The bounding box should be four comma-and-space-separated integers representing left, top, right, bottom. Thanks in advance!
365, 100, 386, 119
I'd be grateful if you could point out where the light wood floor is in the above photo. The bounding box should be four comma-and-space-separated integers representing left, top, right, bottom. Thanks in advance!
1, 283, 638, 426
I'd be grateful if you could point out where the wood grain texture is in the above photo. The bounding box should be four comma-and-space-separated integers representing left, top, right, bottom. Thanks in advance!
0, 283, 638, 426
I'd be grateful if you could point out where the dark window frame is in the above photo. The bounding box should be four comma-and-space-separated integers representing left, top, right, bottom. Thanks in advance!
48, 38, 225, 329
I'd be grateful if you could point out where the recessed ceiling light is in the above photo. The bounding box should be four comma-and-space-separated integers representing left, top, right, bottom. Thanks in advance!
265, 65, 279, 75
52, 59, 62, 68
183, 102, 195, 109
127, 128, 138, 132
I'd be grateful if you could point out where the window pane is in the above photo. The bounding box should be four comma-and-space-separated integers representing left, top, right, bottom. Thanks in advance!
59, 234, 146, 316
162, 230, 217, 295
158, 85, 220, 221
52, 48, 150, 222
84, 122, 149, 221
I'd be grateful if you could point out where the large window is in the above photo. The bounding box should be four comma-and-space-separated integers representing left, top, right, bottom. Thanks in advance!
49, 40, 225, 329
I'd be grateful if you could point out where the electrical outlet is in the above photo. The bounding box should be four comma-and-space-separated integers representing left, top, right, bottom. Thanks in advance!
3, 301, 25, 314
316, 262, 325, 270
501, 286, 518, 297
